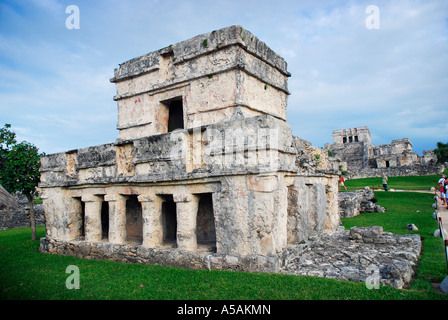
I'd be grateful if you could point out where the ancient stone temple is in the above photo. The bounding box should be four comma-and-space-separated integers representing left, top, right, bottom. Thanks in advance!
38, 25, 340, 272
326, 126, 442, 179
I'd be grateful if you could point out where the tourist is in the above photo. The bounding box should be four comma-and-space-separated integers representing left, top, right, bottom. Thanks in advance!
382, 173, 388, 192
445, 176, 448, 208
438, 174, 446, 206
339, 175, 347, 191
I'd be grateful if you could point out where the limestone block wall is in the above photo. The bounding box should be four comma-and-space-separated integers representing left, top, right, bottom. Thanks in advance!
286, 174, 339, 244
332, 127, 371, 144
421, 150, 438, 165
40, 172, 339, 260
39, 114, 340, 262
40, 115, 298, 188
111, 25, 291, 141
390, 138, 412, 154
328, 141, 366, 171
0, 190, 46, 230
348, 164, 444, 179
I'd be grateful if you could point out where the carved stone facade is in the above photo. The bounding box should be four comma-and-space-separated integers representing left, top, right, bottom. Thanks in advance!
326, 126, 443, 178
38, 26, 340, 272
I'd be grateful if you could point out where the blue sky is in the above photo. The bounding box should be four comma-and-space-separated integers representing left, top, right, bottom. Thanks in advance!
1, 0, 447, 155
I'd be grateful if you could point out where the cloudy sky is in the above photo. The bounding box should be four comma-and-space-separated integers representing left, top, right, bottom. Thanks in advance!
1, 0, 447, 155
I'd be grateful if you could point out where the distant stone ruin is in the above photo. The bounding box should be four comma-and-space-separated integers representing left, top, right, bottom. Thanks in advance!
326, 126, 443, 178
0, 186, 45, 231
38, 26, 341, 273
0, 185, 18, 210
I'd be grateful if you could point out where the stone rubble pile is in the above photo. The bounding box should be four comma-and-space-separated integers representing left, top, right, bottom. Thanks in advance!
338, 187, 385, 218
280, 226, 421, 289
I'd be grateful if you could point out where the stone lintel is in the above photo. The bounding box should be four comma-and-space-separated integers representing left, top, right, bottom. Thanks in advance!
81, 194, 104, 202
137, 194, 157, 203
173, 193, 198, 203
104, 194, 129, 202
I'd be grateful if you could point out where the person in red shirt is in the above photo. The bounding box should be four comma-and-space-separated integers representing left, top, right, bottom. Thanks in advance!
339, 175, 347, 191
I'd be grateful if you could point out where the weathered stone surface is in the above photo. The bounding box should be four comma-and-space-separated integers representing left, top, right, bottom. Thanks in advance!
0, 191, 45, 230
349, 226, 384, 241
40, 115, 304, 188
0, 185, 18, 210
280, 227, 422, 289
406, 224, 419, 231
433, 228, 448, 238
338, 187, 385, 218
40, 225, 422, 289
440, 276, 448, 294
39, 236, 281, 273
110, 25, 290, 142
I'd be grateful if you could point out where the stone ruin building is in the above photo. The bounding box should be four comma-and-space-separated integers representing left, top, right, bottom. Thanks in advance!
326, 126, 442, 179
0, 185, 45, 230
38, 26, 341, 272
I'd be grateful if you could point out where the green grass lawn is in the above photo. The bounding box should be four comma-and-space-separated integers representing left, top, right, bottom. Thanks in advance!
1, 192, 447, 300
344, 173, 444, 191
341, 192, 447, 291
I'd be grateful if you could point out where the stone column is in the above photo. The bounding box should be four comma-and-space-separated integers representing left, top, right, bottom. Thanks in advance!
138, 194, 163, 248
105, 194, 128, 244
174, 193, 199, 252
81, 194, 103, 242
66, 196, 83, 241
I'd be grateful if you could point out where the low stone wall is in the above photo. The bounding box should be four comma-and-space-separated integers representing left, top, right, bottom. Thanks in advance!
39, 237, 280, 273
0, 185, 18, 210
0, 191, 46, 230
280, 226, 421, 289
349, 164, 444, 179
0, 205, 45, 230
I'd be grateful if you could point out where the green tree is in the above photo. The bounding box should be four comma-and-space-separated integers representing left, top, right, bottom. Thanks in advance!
0, 124, 44, 240
0, 123, 17, 169
434, 142, 448, 164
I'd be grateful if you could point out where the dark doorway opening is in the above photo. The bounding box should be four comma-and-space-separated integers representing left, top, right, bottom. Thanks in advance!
167, 99, 184, 132
101, 200, 109, 241
80, 201, 85, 238
161, 195, 177, 247
125, 195, 143, 245
196, 193, 216, 252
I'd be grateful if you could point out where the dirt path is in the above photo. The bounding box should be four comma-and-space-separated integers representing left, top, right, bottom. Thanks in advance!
435, 191, 448, 234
